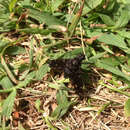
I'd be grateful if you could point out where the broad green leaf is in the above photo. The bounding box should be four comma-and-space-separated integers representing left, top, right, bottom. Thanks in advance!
85, 28, 103, 38
0, 76, 13, 89
51, 90, 73, 119
96, 61, 130, 81
9, 0, 18, 12
5, 46, 26, 55
16, 71, 36, 89
0, 71, 36, 93
2, 88, 16, 118
98, 13, 115, 26
84, 0, 102, 13
19, 71, 36, 86
19, 69, 30, 81
124, 98, 130, 117
89, 52, 106, 62
58, 103, 71, 119
118, 30, 130, 39
99, 56, 127, 67
98, 33, 127, 49
114, 10, 130, 29
56, 90, 68, 104
18, 28, 56, 35
35, 64, 50, 80
27, 7, 64, 26
48, 81, 70, 90
51, 0, 65, 12
51, 104, 62, 119
105, 0, 116, 11
47, 51, 65, 60
60, 47, 91, 59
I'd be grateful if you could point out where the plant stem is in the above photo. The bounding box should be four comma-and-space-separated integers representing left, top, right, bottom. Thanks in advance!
101, 83, 130, 97
1, 56, 18, 84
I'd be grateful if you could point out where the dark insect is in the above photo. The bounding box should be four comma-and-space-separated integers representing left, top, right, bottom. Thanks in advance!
48, 54, 85, 89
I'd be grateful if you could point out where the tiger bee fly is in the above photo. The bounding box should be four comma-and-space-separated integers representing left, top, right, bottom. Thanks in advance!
48, 54, 85, 88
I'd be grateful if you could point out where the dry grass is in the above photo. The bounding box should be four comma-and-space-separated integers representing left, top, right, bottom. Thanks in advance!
0, 1, 130, 130
9, 65, 130, 130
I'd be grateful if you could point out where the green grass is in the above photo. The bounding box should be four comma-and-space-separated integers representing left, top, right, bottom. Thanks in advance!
0, 0, 130, 129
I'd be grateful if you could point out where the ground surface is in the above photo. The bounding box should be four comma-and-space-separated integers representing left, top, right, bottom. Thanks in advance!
0, 0, 130, 130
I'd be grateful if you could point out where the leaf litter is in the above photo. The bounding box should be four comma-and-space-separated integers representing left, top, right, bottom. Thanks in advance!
0, 0, 130, 130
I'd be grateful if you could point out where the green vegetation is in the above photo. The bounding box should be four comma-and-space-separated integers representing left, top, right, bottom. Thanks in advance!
0, 0, 130, 129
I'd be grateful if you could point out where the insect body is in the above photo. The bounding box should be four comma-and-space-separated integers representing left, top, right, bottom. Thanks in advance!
48, 54, 85, 88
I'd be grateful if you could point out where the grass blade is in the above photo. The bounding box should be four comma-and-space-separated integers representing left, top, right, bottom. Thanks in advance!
96, 61, 130, 81
98, 33, 127, 49
68, 0, 85, 38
